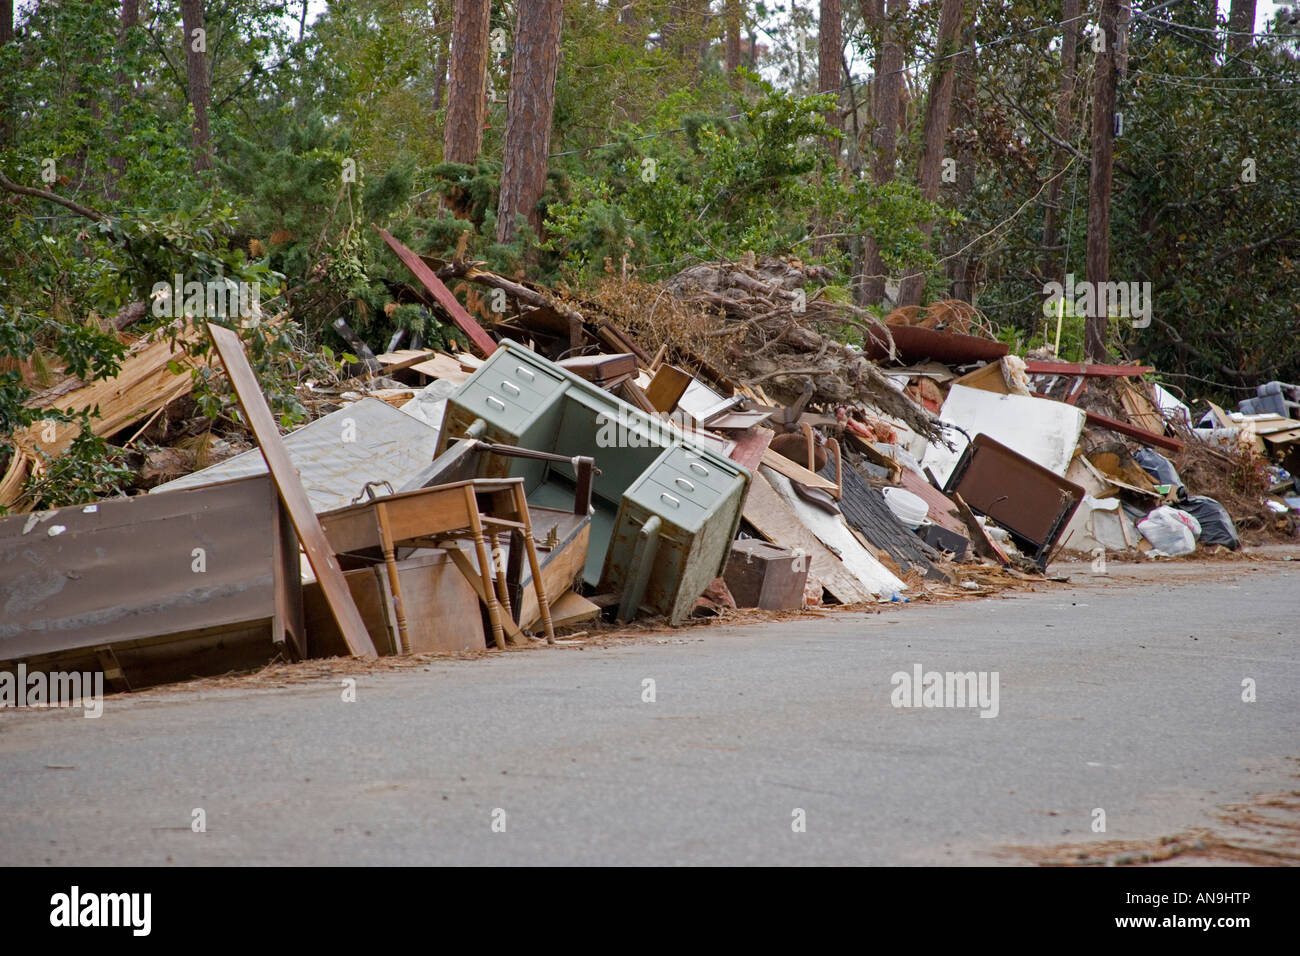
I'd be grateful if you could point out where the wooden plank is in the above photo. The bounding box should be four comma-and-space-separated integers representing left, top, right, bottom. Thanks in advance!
645, 364, 693, 413
728, 426, 774, 474
546, 591, 601, 628
6, 321, 202, 510
742, 469, 874, 604
516, 521, 590, 629
951, 491, 1010, 566
369, 349, 438, 376
1023, 360, 1154, 377
207, 323, 377, 657
1081, 407, 1184, 452
760, 447, 838, 491
952, 361, 1010, 394
446, 547, 528, 645
375, 227, 498, 357
1116, 380, 1164, 433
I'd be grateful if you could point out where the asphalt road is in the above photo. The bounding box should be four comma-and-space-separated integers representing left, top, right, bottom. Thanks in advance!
2, 558, 1297, 865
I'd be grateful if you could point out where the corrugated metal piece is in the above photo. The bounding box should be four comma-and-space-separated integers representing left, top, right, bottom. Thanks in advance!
151, 398, 441, 513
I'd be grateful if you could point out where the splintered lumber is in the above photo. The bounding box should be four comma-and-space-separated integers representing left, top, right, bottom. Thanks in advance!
2, 320, 203, 510
742, 468, 874, 604
760, 446, 838, 491
375, 227, 498, 357
952, 491, 1010, 566
207, 323, 377, 657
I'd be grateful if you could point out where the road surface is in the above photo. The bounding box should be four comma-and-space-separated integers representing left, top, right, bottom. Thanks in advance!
2, 557, 1297, 865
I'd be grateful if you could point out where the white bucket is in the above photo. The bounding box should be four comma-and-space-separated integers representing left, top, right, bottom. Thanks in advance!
882, 487, 929, 530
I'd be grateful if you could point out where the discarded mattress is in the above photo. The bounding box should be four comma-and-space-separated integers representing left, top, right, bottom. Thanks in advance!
151, 398, 441, 513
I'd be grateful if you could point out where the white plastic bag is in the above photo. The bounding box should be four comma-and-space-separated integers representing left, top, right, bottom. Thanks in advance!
1137, 505, 1197, 556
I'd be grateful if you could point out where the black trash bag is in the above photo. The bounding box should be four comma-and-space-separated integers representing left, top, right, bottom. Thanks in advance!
1134, 447, 1185, 499
1175, 495, 1240, 550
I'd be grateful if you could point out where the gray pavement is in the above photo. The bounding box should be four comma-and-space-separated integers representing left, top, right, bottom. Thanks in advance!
1, 558, 1297, 865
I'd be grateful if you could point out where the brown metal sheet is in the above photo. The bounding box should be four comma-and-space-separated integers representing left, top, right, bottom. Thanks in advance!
207, 323, 376, 656
863, 324, 1009, 365
943, 433, 1084, 567
0, 474, 291, 660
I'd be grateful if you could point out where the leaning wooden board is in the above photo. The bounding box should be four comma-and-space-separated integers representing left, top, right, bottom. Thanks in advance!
207, 323, 377, 657
742, 469, 874, 605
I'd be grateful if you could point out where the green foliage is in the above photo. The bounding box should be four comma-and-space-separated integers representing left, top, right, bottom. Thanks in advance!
25, 429, 135, 510
546, 79, 945, 280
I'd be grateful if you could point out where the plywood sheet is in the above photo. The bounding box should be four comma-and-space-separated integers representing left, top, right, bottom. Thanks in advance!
742, 469, 875, 605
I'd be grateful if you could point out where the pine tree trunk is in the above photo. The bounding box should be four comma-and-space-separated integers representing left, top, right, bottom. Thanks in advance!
1085, 0, 1120, 363
107, 0, 140, 199
0, 0, 13, 146
180, 0, 212, 173
895, 0, 964, 308
819, 0, 842, 136
443, 0, 490, 164
857, 0, 904, 307
1040, 0, 1081, 286
725, 0, 742, 79
1227, 0, 1256, 54
496, 0, 563, 244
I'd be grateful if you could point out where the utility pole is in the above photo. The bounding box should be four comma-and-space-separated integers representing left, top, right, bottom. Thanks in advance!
1084, 0, 1120, 362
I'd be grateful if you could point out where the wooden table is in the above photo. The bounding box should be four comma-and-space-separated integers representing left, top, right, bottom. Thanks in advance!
319, 478, 555, 651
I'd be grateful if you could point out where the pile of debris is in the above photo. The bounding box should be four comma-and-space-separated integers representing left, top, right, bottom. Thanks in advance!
3, 239, 1296, 692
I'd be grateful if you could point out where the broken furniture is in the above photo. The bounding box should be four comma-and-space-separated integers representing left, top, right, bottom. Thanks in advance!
433, 340, 750, 624
921, 384, 1087, 486
205, 323, 375, 656
0, 474, 303, 690
318, 478, 556, 651
304, 549, 485, 656
943, 434, 1085, 568
723, 539, 809, 610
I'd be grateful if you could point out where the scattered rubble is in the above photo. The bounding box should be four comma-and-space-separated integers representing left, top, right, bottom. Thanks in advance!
3, 246, 1296, 692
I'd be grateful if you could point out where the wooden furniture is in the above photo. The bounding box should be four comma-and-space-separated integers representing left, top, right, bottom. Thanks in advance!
319, 478, 555, 651
0, 473, 304, 689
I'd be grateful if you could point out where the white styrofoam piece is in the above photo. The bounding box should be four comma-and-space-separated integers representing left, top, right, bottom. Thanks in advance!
761, 466, 905, 598
921, 384, 1086, 487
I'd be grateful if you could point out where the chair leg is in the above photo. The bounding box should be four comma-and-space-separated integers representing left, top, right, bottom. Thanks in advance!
515, 485, 555, 644
467, 488, 506, 650
377, 504, 411, 654
491, 531, 514, 622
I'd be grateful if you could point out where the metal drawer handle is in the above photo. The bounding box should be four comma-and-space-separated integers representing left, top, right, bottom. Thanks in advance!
515, 366, 535, 381
659, 492, 681, 507
674, 477, 696, 492
500, 380, 522, 396
485, 395, 507, 410
688, 461, 710, 477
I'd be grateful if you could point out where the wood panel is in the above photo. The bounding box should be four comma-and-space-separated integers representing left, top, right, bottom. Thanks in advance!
207, 323, 376, 657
